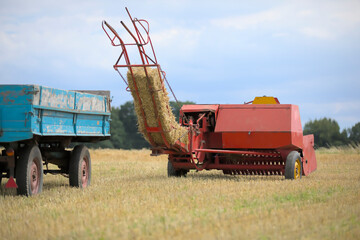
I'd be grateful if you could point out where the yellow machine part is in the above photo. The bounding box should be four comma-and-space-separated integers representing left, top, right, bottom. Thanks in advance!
252, 96, 279, 104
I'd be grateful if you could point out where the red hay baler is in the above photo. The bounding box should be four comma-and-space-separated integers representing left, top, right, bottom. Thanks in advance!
163, 99, 317, 179
102, 8, 317, 179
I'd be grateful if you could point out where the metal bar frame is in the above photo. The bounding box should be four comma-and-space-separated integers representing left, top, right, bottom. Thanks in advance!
103, 8, 173, 148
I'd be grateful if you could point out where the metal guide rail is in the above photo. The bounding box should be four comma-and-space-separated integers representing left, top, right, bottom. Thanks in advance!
102, 8, 183, 151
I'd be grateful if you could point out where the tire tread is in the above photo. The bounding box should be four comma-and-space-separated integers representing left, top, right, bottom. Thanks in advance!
16, 145, 43, 196
285, 151, 302, 180
69, 145, 91, 188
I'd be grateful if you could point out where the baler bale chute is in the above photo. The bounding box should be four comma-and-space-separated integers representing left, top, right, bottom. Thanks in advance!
102, 8, 317, 179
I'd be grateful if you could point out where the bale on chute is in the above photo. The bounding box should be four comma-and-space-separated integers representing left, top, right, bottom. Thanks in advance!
127, 67, 188, 148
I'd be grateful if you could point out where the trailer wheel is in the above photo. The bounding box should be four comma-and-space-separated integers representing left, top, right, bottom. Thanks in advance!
69, 145, 91, 188
167, 160, 186, 177
285, 151, 302, 180
16, 145, 43, 196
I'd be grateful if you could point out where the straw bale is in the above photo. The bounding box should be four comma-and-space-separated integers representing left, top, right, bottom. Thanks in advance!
127, 67, 188, 148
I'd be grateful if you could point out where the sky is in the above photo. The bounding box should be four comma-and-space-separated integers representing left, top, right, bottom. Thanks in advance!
0, 0, 359, 130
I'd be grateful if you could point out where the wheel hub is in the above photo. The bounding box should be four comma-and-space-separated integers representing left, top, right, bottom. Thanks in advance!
81, 159, 88, 188
294, 159, 301, 179
30, 160, 40, 194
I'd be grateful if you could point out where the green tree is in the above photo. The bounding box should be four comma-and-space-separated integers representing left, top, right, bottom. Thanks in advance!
118, 101, 149, 149
348, 122, 360, 144
109, 107, 126, 148
303, 118, 348, 148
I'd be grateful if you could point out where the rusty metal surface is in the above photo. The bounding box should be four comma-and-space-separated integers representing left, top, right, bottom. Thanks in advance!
0, 84, 111, 143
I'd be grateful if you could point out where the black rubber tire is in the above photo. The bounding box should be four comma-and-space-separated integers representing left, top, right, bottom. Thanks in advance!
16, 145, 43, 196
285, 151, 302, 180
167, 160, 187, 177
69, 145, 91, 188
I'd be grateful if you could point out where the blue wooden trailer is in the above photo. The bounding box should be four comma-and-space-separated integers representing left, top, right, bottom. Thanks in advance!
0, 85, 111, 196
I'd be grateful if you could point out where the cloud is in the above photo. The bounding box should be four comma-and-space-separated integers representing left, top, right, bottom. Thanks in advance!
211, 9, 281, 31
0, 14, 118, 71
210, 0, 360, 40
211, 9, 281, 30
300, 27, 333, 40
151, 27, 202, 57
0, 0, 359, 130
301, 100, 360, 128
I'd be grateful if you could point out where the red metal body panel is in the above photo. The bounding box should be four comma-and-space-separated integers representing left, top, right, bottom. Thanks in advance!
214, 104, 303, 149
180, 104, 219, 115
205, 132, 223, 148
302, 134, 317, 176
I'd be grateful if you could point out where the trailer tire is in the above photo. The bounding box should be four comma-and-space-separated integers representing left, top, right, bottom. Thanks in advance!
69, 145, 91, 188
167, 160, 186, 177
16, 145, 43, 196
285, 151, 302, 180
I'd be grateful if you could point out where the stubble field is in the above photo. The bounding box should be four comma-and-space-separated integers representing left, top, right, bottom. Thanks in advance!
0, 147, 359, 239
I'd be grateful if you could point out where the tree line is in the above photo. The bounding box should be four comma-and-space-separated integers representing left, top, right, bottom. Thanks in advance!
88, 101, 360, 149
304, 118, 360, 148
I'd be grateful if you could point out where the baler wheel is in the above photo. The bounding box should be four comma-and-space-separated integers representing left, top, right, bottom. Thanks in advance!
167, 160, 186, 177
285, 151, 302, 180
16, 145, 43, 196
69, 145, 91, 188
